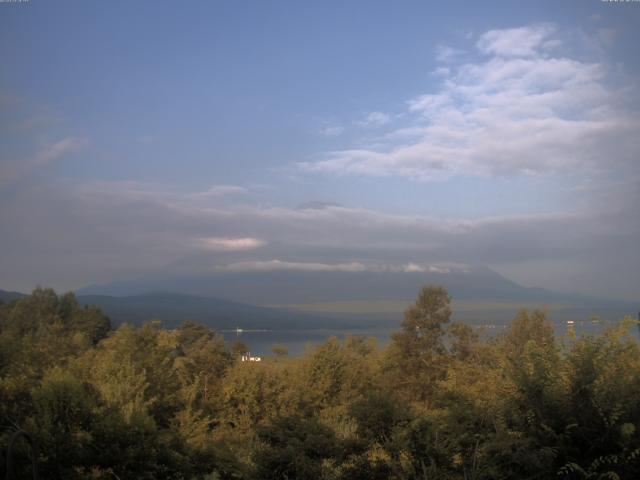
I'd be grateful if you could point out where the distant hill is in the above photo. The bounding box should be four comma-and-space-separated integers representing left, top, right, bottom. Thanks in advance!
1, 288, 363, 330
75, 292, 362, 330
0, 289, 26, 303
76, 265, 638, 325
76, 264, 622, 305
4, 264, 637, 331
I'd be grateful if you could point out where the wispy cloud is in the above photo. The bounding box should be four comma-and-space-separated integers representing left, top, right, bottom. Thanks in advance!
300, 23, 639, 181
218, 259, 367, 273
403, 263, 452, 274
476, 24, 557, 57
318, 125, 345, 136
355, 111, 391, 127
192, 185, 248, 198
2, 178, 638, 297
193, 236, 264, 251
435, 45, 466, 63
33, 138, 87, 166
218, 259, 462, 274
0, 137, 87, 185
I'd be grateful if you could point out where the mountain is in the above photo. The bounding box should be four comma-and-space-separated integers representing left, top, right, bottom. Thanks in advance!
75, 292, 360, 330
5, 266, 636, 330
1, 288, 362, 330
0, 289, 26, 303
76, 265, 594, 304
76, 266, 638, 324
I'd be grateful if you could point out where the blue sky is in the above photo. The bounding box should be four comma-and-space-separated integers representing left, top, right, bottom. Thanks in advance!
1, 0, 639, 300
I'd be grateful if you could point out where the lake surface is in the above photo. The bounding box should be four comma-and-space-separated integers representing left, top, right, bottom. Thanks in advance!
221, 320, 638, 356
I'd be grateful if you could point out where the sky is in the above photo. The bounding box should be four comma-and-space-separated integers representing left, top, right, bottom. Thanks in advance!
0, 0, 639, 300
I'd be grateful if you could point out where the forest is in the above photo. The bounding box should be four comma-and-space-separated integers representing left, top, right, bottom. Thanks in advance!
1, 286, 640, 480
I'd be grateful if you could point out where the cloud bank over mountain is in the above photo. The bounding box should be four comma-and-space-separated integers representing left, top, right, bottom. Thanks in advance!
1, 176, 637, 299
1, 15, 639, 301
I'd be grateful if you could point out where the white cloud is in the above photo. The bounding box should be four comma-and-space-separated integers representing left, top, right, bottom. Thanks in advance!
33, 138, 87, 166
218, 259, 367, 273
431, 66, 450, 77
220, 260, 461, 275
301, 23, 640, 181
192, 185, 247, 198
193, 237, 264, 251
476, 24, 556, 57
318, 125, 345, 136
403, 263, 452, 274
356, 111, 391, 127
2, 179, 638, 298
435, 45, 465, 63
407, 94, 450, 114
0, 137, 87, 185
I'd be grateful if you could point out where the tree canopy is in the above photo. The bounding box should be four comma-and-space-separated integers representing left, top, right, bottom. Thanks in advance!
1, 286, 639, 479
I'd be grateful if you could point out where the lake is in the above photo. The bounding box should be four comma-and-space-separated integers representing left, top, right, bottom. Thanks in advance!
221, 319, 638, 357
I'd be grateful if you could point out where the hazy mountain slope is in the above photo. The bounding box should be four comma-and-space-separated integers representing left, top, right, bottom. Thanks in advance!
0, 289, 26, 303
77, 265, 601, 305
75, 266, 638, 325
75, 292, 359, 330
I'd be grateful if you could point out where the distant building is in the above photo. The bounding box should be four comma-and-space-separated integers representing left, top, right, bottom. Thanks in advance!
241, 354, 262, 362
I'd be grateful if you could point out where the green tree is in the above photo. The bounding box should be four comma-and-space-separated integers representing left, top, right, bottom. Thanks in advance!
253, 414, 339, 480
388, 285, 452, 404
176, 320, 231, 408
448, 321, 479, 361
501, 309, 554, 357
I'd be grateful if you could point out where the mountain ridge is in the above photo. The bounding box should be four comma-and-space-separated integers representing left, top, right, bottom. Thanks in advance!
75, 264, 615, 306
81, 291, 360, 329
